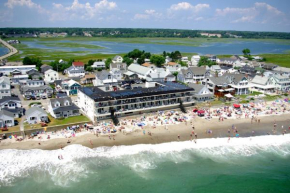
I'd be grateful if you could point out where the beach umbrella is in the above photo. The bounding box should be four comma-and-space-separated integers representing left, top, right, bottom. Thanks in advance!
233, 104, 240, 108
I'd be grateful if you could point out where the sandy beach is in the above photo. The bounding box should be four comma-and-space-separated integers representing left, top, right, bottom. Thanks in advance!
1, 109, 289, 150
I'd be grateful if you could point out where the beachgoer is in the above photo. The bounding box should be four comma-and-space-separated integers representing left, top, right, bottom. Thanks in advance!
177, 135, 180, 141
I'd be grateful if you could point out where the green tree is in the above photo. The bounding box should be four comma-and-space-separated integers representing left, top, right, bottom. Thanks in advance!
23, 56, 32, 65
242, 48, 251, 56
172, 72, 178, 81
198, 56, 216, 67
150, 55, 165, 67
86, 66, 94, 72
179, 61, 187, 67
123, 56, 133, 66
105, 58, 112, 69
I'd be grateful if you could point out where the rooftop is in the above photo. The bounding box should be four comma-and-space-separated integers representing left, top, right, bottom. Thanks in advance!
79, 81, 194, 102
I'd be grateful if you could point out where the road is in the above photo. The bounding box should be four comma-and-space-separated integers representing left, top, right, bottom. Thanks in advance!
0, 38, 18, 60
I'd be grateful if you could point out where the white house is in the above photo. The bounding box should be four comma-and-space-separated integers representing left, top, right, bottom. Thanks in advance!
112, 56, 123, 63
44, 69, 59, 83
65, 62, 85, 77
146, 68, 175, 82
272, 74, 290, 91
93, 71, 118, 86
25, 107, 48, 124
181, 57, 189, 62
0, 77, 11, 99
224, 73, 250, 95
165, 62, 181, 73
177, 67, 207, 83
48, 97, 80, 118
188, 83, 214, 101
0, 65, 36, 75
191, 55, 200, 66
92, 61, 106, 69
250, 75, 276, 93
126, 63, 153, 79
0, 110, 15, 127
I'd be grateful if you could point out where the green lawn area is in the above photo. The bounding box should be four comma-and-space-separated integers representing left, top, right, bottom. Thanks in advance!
260, 52, 290, 68
24, 114, 90, 130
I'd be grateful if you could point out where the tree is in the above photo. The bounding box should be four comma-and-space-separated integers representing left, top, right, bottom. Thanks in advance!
23, 56, 42, 70
198, 56, 216, 67
179, 61, 187, 67
242, 48, 251, 56
172, 72, 178, 81
86, 66, 94, 72
123, 56, 133, 66
105, 58, 112, 69
150, 55, 165, 67
23, 57, 32, 65
137, 55, 145, 65
87, 59, 95, 66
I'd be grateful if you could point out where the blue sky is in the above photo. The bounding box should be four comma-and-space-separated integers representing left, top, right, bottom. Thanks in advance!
0, 0, 289, 32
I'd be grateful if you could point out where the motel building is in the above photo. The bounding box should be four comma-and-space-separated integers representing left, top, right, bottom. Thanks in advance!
77, 81, 195, 123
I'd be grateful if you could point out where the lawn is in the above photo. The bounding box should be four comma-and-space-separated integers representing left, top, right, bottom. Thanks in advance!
24, 114, 90, 130
260, 52, 290, 68
0, 118, 21, 134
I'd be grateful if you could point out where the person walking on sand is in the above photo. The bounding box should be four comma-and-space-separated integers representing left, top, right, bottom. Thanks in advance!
89, 138, 93, 146
177, 135, 180, 141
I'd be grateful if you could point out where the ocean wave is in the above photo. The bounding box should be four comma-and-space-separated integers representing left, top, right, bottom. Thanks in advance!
0, 135, 290, 187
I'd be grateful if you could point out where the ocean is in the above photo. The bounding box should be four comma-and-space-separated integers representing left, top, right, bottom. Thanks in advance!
0, 135, 290, 193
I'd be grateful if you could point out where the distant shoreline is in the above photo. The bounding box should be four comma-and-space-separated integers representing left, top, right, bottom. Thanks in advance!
1, 113, 289, 151
0, 39, 18, 60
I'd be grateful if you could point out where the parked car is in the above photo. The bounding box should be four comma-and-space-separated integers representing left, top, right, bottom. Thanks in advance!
36, 95, 41, 100
42, 95, 47, 99
31, 95, 36, 100
47, 93, 52, 98
14, 120, 19, 125
25, 95, 31, 100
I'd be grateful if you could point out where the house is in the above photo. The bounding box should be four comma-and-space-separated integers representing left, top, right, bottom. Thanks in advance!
145, 68, 175, 82
166, 62, 181, 73
272, 67, 290, 77
202, 76, 234, 97
11, 75, 29, 85
25, 107, 48, 124
126, 63, 154, 79
48, 97, 80, 118
262, 63, 277, 70
61, 79, 81, 95
165, 56, 172, 64
40, 64, 53, 73
27, 69, 43, 80
272, 74, 290, 91
93, 71, 118, 86
250, 75, 276, 93
142, 63, 156, 70
0, 65, 36, 75
110, 63, 127, 73
25, 80, 45, 87
188, 83, 214, 101
44, 69, 59, 83
21, 85, 53, 96
92, 61, 106, 69
0, 77, 11, 99
112, 56, 123, 63
81, 74, 96, 85
177, 67, 207, 83
239, 65, 256, 76
210, 65, 222, 75
181, 57, 189, 62
0, 96, 22, 110
224, 73, 249, 95
0, 110, 15, 127
65, 62, 85, 77
56, 92, 67, 98
205, 55, 217, 62
191, 55, 200, 66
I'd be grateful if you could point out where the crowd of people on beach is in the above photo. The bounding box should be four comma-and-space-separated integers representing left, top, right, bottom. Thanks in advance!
1, 99, 290, 146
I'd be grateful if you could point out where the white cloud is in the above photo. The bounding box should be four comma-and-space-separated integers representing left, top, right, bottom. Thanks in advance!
50, 0, 118, 21
167, 2, 209, 20
5, 0, 47, 13
133, 9, 162, 20
0, 10, 13, 22
215, 2, 287, 24
169, 2, 209, 12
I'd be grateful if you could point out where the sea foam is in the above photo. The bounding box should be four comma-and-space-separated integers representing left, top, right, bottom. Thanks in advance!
0, 134, 290, 187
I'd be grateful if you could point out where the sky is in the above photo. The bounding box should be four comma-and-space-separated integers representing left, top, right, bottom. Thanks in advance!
0, 0, 290, 32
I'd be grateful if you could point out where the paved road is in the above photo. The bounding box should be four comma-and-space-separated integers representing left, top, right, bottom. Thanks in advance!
0, 38, 18, 60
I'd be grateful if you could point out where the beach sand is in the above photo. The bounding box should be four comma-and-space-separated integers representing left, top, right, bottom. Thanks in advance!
1, 113, 289, 150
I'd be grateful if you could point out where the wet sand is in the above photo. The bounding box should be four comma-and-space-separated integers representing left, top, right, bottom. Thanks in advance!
1, 113, 289, 150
